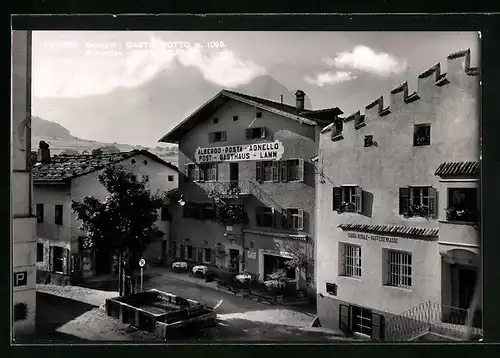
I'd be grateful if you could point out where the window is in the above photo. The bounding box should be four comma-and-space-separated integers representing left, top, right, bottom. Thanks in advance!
203, 248, 212, 263
285, 159, 304, 182
160, 206, 171, 221
168, 175, 174, 182
333, 186, 362, 213
180, 244, 185, 259
183, 203, 215, 221
213, 117, 219, 124
351, 306, 373, 337
14, 303, 28, 321
202, 204, 216, 220
246, 127, 267, 139
199, 163, 218, 182
283, 208, 304, 230
53, 246, 64, 273
36, 204, 44, 223
186, 245, 193, 260
331, 119, 343, 138
326, 282, 337, 296
54, 205, 63, 226
399, 186, 437, 218
446, 188, 479, 222
209, 131, 227, 143
386, 250, 412, 289
37, 243, 44, 262
185, 164, 196, 181
364, 135, 374, 147
256, 112, 262, 118
340, 243, 362, 277
414, 124, 431, 146
256, 207, 275, 227
233, 116, 239, 121
339, 304, 385, 341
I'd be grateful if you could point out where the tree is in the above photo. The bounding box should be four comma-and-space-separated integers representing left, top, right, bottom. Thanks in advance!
91, 148, 103, 155
71, 165, 164, 295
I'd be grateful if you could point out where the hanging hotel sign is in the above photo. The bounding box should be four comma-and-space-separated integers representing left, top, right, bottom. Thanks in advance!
347, 232, 399, 244
194, 140, 284, 163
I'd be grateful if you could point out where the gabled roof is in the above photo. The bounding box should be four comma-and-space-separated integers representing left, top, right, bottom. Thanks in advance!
158, 89, 343, 144
33, 149, 178, 184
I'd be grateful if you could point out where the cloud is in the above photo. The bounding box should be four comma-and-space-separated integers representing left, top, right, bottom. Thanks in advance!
324, 45, 408, 77
177, 47, 266, 88
304, 71, 356, 87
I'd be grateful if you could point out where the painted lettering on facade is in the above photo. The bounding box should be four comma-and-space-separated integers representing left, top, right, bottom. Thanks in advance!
347, 232, 399, 244
194, 140, 284, 163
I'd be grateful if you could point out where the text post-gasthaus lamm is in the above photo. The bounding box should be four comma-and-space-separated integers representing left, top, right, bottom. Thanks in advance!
160, 89, 343, 294
32, 146, 179, 282
315, 49, 481, 341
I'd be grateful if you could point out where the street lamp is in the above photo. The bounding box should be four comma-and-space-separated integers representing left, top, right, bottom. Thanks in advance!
178, 194, 186, 207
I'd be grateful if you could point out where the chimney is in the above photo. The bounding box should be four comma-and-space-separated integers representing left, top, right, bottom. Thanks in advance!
295, 90, 305, 111
37, 141, 51, 164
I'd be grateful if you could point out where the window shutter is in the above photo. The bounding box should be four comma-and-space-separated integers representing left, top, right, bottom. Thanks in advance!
221, 131, 227, 142
194, 166, 200, 182
272, 162, 280, 182
208, 132, 214, 143
184, 164, 190, 182
64, 249, 70, 274
297, 209, 304, 231
260, 127, 267, 139
199, 166, 205, 182
246, 128, 252, 139
399, 187, 410, 216
197, 248, 203, 263
333, 187, 342, 211
371, 312, 386, 341
339, 304, 351, 332
215, 163, 219, 181
281, 161, 289, 182
282, 209, 288, 229
255, 162, 263, 182
49, 246, 54, 272
354, 186, 363, 213
273, 208, 278, 228
298, 159, 305, 182
428, 187, 437, 219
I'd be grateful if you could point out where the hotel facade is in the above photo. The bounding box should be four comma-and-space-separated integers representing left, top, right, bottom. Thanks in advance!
315, 49, 482, 341
12, 30, 37, 337
160, 90, 342, 295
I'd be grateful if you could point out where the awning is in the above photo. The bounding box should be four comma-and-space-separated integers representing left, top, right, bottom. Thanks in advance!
435, 161, 479, 177
338, 223, 439, 239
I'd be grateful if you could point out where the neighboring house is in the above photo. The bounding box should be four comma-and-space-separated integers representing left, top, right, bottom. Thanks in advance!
159, 88, 343, 295
315, 49, 481, 341
12, 30, 37, 336
32, 144, 179, 282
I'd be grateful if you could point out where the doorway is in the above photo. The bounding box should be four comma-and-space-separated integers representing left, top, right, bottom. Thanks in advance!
229, 249, 240, 274
458, 267, 477, 310
230, 163, 239, 189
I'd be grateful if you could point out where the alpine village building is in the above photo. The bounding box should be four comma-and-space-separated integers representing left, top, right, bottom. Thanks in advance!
315, 49, 481, 341
12, 30, 37, 338
32, 145, 179, 282
159, 89, 342, 296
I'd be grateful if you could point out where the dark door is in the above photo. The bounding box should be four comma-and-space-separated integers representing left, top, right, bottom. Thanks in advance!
458, 267, 477, 310
230, 163, 239, 184
161, 241, 167, 261
229, 249, 239, 273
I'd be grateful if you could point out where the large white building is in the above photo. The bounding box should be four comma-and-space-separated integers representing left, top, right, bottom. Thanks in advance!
12, 30, 37, 338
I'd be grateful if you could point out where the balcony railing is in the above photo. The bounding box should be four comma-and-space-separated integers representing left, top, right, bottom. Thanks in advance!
385, 301, 482, 342
198, 180, 253, 199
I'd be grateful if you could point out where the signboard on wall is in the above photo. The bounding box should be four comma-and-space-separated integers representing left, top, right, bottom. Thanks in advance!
13, 271, 27, 287
194, 140, 284, 163
347, 232, 399, 244
247, 251, 256, 260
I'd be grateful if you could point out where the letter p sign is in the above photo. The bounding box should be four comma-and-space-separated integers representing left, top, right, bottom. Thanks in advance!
14, 271, 27, 287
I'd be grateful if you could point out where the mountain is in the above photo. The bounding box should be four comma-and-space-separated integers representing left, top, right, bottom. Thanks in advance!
32, 66, 310, 146
32, 115, 73, 140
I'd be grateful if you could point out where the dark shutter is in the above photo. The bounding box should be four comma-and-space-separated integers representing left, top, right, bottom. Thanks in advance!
197, 248, 203, 263
64, 249, 70, 274
184, 164, 190, 182
272, 162, 280, 182
399, 187, 410, 216
297, 209, 304, 231
339, 304, 351, 332
280, 161, 289, 182
255, 162, 263, 182
333, 187, 342, 211
371, 312, 385, 341
199, 165, 205, 182
428, 187, 437, 219
208, 132, 215, 143
260, 127, 267, 139
282, 209, 289, 229
221, 131, 227, 142
298, 159, 305, 182
194, 166, 200, 182
246, 128, 252, 139
354, 186, 363, 213
48, 246, 54, 272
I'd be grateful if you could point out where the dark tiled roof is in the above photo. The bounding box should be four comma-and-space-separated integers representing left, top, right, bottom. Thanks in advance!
338, 223, 439, 238
33, 150, 178, 183
434, 161, 479, 177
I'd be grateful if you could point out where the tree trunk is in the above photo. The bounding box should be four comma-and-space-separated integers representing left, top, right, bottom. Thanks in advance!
118, 249, 123, 296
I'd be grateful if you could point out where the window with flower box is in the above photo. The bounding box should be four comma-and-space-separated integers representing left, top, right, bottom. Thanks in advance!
255, 159, 304, 183
282, 208, 304, 230
399, 186, 437, 218
446, 187, 479, 222
333, 186, 362, 213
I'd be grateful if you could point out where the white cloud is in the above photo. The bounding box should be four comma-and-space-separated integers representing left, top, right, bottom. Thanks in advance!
325, 45, 408, 77
177, 47, 266, 88
304, 71, 356, 87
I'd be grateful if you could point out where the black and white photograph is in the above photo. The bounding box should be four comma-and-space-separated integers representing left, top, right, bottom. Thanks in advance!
12, 29, 482, 343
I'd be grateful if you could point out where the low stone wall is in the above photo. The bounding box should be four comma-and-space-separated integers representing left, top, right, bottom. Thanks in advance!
36, 270, 72, 285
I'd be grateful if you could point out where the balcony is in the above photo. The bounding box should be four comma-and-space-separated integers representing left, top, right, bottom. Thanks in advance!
198, 180, 253, 200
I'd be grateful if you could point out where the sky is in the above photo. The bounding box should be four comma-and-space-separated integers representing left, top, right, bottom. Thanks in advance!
31, 31, 480, 144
